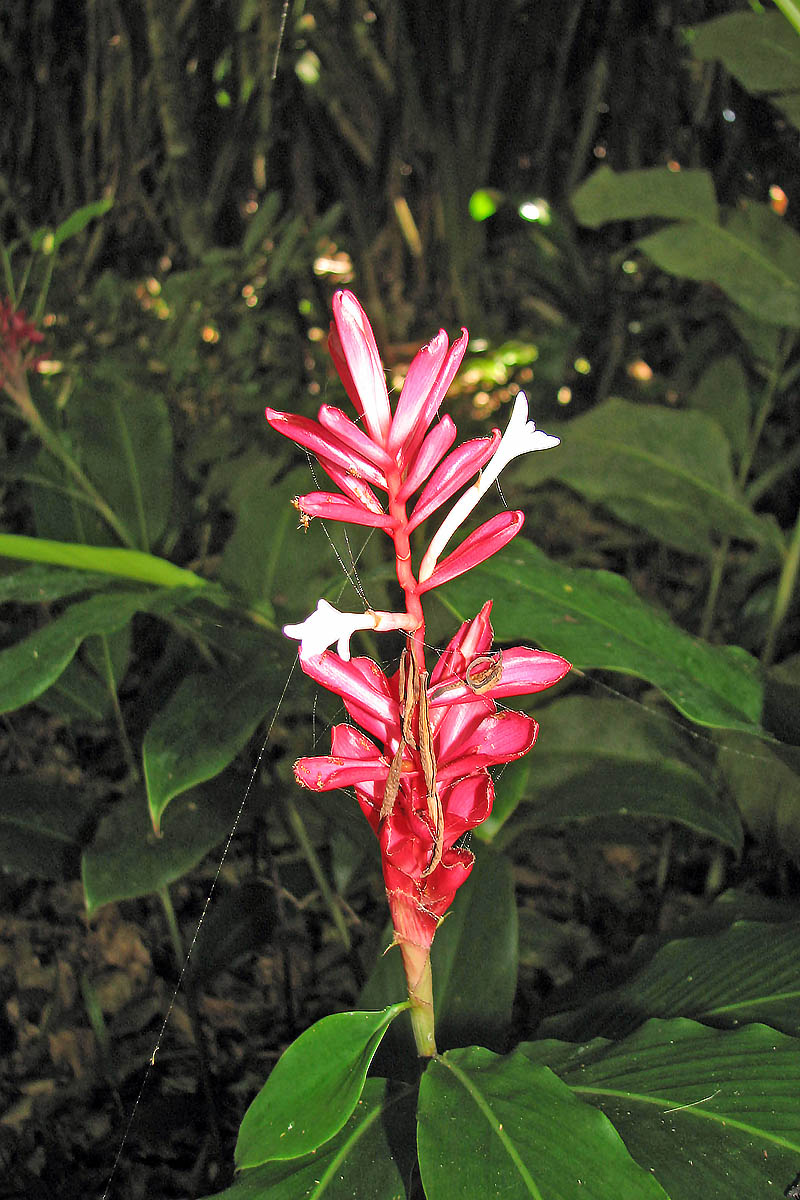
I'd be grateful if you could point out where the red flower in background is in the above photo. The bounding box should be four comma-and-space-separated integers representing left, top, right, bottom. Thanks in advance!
0, 298, 44, 391
267, 290, 567, 1054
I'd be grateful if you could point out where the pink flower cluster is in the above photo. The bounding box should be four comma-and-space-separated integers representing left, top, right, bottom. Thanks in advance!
267, 290, 569, 964
0, 298, 44, 389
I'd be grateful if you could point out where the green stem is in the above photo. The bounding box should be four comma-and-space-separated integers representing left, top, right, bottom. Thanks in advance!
773, 0, 800, 37
284, 797, 352, 950
762, 501, 800, 668
97, 634, 139, 780
701, 335, 790, 638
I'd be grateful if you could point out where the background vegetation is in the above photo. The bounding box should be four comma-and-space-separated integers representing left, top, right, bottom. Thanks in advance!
2, 1, 800, 1197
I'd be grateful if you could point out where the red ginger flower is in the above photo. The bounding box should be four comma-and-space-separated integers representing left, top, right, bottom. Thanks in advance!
267, 291, 567, 1054
294, 601, 569, 956
0, 297, 45, 392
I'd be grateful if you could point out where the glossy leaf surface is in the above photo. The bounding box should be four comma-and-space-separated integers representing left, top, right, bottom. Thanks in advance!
235, 1004, 408, 1169
440, 539, 766, 736
541, 919, 800, 1041
208, 1079, 410, 1200
526, 1017, 800, 1200
417, 1046, 667, 1199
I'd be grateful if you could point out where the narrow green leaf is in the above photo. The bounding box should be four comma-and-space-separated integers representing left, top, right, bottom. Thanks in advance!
541, 920, 800, 1041
525, 1018, 800, 1200
51, 196, 113, 248
143, 643, 285, 833
69, 369, 174, 549
81, 779, 245, 914
439, 540, 767, 736
0, 588, 188, 714
234, 1004, 408, 1169
0, 532, 208, 590
0, 778, 93, 879
572, 165, 717, 225
206, 1078, 410, 1200
417, 1046, 667, 1200
495, 696, 742, 853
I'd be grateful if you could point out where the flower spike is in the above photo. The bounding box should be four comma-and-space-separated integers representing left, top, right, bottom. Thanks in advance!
267, 294, 568, 1057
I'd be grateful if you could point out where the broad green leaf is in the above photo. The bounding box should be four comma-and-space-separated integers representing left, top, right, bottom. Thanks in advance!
0, 587, 189, 714
81, 779, 245, 914
0, 565, 113, 604
494, 696, 742, 853
143, 642, 285, 833
0, 533, 209, 590
685, 10, 800, 130
541, 919, 800, 1040
0, 777, 94, 879
235, 1004, 408, 1169
638, 204, 800, 327
69, 368, 173, 549
206, 1078, 410, 1200
572, 165, 717, 225
417, 1046, 667, 1200
439, 539, 767, 736
360, 846, 518, 1061
718, 733, 800, 859
688, 355, 751, 462
513, 398, 780, 556
572, 166, 800, 325
525, 1018, 800, 1200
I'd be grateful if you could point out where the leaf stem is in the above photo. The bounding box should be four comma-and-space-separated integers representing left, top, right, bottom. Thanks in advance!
761, 500, 800, 668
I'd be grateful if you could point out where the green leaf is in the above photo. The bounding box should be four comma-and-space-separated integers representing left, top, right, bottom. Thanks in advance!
687, 355, 752, 463
143, 642, 285, 833
206, 1078, 410, 1200
52, 196, 113, 249
29, 196, 113, 252
514, 398, 779, 556
541, 920, 800, 1040
417, 1046, 667, 1200
572, 167, 800, 325
718, 733, 800, 857
0, 565, 113, 604
234, 1004, 408, 1169
572, 164, 718, 225
637, 204, 800, 327
439, 539, 767, 736
69, 368, 174, 549
494, 696, 742, 853
0, 533, 209, 590
360, 846, 518, 1061
685, 10, 800, 129
188, 881, 278, 985
81, 779, 245, 914
0, 588, 189, 714
0, 777, 94, 879
525, 1018, 800, 1200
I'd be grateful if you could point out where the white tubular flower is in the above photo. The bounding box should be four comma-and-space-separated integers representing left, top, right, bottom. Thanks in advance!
418, 392, 560, 582
284, 599, 417, 661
